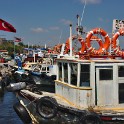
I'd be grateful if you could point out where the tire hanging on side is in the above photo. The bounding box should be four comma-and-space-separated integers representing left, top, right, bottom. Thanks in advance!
13, 102, 31, 124
36, 96, 58, 119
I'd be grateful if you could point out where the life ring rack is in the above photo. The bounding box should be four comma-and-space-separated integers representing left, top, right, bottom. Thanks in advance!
85, 28, 110, 55
111, 29, 124, 57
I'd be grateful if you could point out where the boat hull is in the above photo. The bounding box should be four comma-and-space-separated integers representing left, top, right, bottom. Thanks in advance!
14, 89, 103, 124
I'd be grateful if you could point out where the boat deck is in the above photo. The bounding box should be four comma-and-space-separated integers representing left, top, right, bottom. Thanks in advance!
20, 89, 82, 109
20, 89, 124, 116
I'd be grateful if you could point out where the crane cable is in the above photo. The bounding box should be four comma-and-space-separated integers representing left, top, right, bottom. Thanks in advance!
80, 0, 87, 26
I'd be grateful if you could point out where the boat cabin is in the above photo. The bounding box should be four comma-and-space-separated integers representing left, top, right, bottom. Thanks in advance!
55, 57, 124, 113
31, 64, 51, 74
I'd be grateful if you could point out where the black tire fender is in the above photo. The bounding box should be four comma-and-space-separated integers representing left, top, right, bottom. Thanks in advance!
13, 102, 31, 124
80, 111, 102, 124
36, 96, 58, 119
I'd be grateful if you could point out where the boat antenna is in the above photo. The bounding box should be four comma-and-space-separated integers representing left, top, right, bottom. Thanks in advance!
80, 0, 87, 26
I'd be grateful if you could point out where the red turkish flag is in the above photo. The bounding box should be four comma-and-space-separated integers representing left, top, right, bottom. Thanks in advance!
0, 19, 16, 33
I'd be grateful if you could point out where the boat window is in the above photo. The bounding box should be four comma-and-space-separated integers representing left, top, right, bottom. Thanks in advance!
38, 65, 41, 69
34, 68, 40, 72
119, 83, 124, 103
63, 63, 68, 83
42, 67, 46, 71
58, 62, 62, 81
47, 67, 49, 71
70, 63, 77, 86
80, 64, 90, 87
32, 64, 37, 68
118, 66, 124, 77
99, 69, 113, 80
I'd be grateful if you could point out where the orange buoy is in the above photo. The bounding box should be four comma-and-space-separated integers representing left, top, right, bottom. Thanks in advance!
111, 29, 124, 57
86, 28, 110, 55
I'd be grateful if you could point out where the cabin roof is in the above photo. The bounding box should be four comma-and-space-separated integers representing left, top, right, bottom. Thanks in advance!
56, 57, 124, 63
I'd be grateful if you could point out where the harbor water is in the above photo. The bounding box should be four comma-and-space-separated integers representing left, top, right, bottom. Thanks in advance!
0, 90, 23, 124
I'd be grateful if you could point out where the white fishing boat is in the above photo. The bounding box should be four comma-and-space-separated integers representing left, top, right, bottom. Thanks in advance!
30, 54, 57, 76
8, 50, 59, 94
12, 18, 124, 124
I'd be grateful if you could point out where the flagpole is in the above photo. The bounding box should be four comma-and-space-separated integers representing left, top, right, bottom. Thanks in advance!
14, 39, 15, 63
28, 42, 29, 54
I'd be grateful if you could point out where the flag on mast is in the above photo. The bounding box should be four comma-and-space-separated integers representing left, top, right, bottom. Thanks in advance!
14, 37, 22, 42
0, 19, 16, 33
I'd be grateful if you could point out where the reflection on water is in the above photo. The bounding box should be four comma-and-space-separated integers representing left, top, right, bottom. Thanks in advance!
0, 90, 23, 124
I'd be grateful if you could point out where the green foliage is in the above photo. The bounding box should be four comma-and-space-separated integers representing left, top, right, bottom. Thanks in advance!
0, 40, 26, 55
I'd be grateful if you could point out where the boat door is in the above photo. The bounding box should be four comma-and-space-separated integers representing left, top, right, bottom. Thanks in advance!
96, 66, 114, 106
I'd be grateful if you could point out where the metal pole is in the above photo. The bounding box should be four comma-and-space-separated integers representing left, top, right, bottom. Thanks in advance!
110, 19, 116, 54
70, 24, 72, 56
33, 50, 35, 62
77, 15, 80, 35
28, 42, 29, 54
14, 40, 15, 62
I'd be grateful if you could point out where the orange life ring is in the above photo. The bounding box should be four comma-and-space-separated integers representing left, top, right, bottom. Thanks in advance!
65, 35, 86, 54
111, 29, 124, 57
86, 28, 110, 55
78, 37, 86, 54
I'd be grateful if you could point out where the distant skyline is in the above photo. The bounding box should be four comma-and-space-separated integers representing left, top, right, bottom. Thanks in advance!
0, 0, 124, 47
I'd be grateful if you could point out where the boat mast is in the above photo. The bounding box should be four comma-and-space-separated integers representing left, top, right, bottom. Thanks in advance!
33, 50, 35, 62
60, 43, 65, 56
69, 24, 72, 56
77, 15, 80, 35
